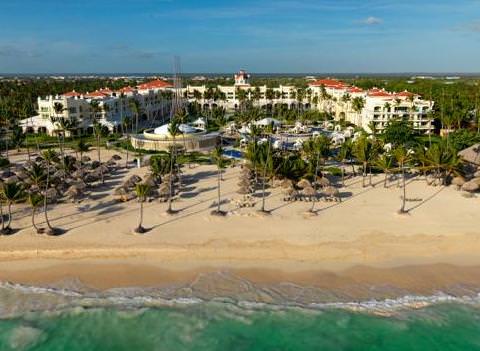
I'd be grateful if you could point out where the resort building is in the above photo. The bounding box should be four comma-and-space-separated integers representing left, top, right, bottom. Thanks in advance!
21, 80, 173, 136
183, 71, 435, 134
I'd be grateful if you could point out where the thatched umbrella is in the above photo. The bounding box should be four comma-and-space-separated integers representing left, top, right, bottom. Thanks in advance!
128, 175, 142, 184
84, 173, 99, 184
65, 185, 84, 201
451, 176, 466, 189
111, 154, 122, 161
72, 169, 87, 179
106, 159, 117, 167
91, 160, 101, 169
302, 186, 316, 197
462, 180, 479, 192
297, 179, 311, 189
237, 185, 252, 195
281, 179, 293, 189
317, 177, 330, 188
81, 155, 91, 163
44, 188, 58, 203
72, 181, 87, 191
323, 186, 340, 198
237, 179, 251, 187
114, 186, 129, 196
144, 175, 157, 187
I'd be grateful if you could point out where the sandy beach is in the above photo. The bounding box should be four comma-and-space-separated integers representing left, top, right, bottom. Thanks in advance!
1, 148, 480, 299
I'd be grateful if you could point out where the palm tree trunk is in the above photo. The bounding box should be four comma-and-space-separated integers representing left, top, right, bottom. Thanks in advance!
167, 138, 176, 213
6, 203, 12, 229
31, 207, 40, 233
138, 201, 143, 230
217, 168, 221, 213
362, 162, 367, 187
0, 203, 4, 231
97, 135, 104, 184
310, 150, 321, 213
400, 165, 406, 213
44, 164, 54, 232
384, 172, 388, 188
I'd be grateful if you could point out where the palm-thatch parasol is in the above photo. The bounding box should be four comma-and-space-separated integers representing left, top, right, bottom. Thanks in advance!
323, 186, 340, 198
111, 154, 122, 161
302, 186, 316, 197
237, 185, 252, 195
297, 178, 311, 189
281, 179, 293, 189
91, 160, 101, 169
72, 169, 87, 179
81, 155, 91, 163
317, 177, 330, 188
84, 173, 99, 184
144, 175, 157, 187
462, 180, 480, 192
71, 181, 87, 191
65, 185, 83, 199
451, 176, 466, 188
237, 178, 251, 187
106, 159, 117, 167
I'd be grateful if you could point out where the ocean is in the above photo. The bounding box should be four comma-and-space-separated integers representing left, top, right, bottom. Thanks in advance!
1, 302, 480, 350
1, 280, 480, 351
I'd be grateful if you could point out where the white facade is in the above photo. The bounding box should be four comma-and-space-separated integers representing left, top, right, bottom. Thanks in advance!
22, 80, 172, 136
183, 72, 434, 134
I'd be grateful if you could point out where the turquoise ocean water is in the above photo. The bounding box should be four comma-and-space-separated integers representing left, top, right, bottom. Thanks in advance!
1, 302, 480, 351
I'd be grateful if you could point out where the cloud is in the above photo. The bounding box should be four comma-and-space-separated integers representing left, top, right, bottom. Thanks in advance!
467, 21, 480, 32
360, 16, 383, 25
0, 44, 42, 58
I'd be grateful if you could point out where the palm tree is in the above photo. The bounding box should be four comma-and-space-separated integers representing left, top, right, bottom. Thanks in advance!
352, 97, 365, 125
93, 121, 104, 184
74, 138, 90, 163
257, 139, 273, 214
0, 182, 25, 234
28, 192, 44, 234
129, 98, 141, 135
134, 183, 151, 233
338, 139, 356, 176
121, 115, 131, 168
211, 145, 226, 215
374, 153, 394, 188
394, 146, 412, 214
353, 136, 378, 187
166, 118, 181, 214
42, 149, 59, 235
26, 162, 47, 189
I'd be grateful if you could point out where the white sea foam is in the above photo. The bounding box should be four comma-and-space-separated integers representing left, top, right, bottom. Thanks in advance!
1, 280, 480, 317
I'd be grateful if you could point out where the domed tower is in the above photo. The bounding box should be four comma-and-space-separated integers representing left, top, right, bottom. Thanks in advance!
234, 70, 251, 86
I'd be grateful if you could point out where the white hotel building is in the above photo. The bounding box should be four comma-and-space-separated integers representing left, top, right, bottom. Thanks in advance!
183, 71, 434, 133
21, 80, 173, 136
23, 71, 434, 136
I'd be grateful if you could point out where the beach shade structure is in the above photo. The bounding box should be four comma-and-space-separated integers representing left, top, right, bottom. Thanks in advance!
91, 160, 101, 169
111, 154, 122, 161
53, 169, 67, 179
106, 159, 117, 167
474, 170, 480, 178
65, 185, 84, 202
237, 185, 252, 195
71, 181, 87, 191
126, 175, 142, 186
282, 186, 298, 201
81, 155, 91, 163
72, 169, 87, 179
323, 186, 341, 202
297, 178, 312, 189
317, 177, 331, 188
34, 156, 44, 163
458, 144, 480, 166
451, 176, 466, 190
158, 183, 171, 201
84, 173, 99, 184
461, 180, 479, 192
237, 178, 252, 188
281, 179, 294, 189
114, 186, 136, 202
144, 175, 157, 188
302, 186, 317, 201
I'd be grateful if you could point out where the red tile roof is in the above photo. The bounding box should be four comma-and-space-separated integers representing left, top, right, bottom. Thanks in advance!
347, 87, 363, 93
137, 79, 173, 90
84, 91, 109, 98
395, 91, 417, 98
368, 88, 392, 98
309, 79, 346, 88
117, 86, 135, 94
63, 91, 81, 97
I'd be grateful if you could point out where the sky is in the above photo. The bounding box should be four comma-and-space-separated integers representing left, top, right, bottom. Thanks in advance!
0, 0, 479, 74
